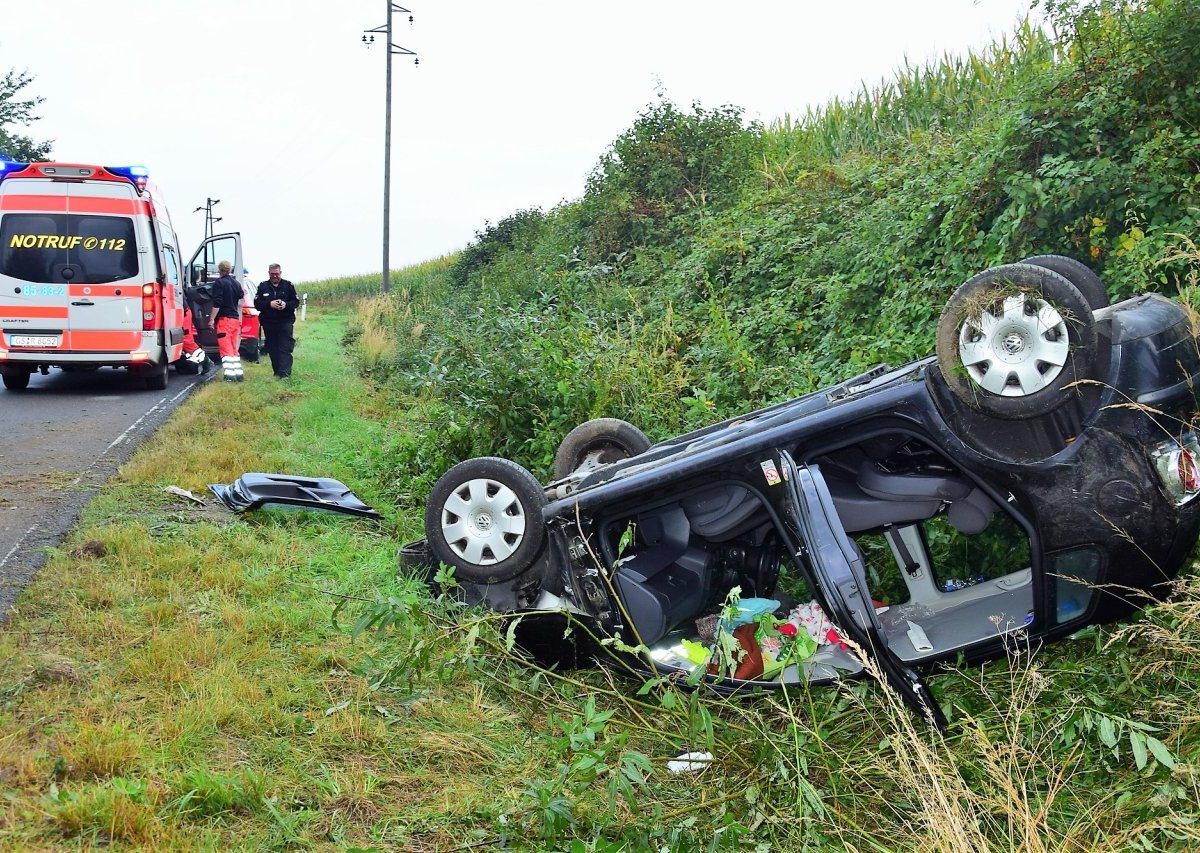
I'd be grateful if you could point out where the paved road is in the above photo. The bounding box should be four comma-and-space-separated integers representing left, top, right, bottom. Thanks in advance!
0, 366, 212, 617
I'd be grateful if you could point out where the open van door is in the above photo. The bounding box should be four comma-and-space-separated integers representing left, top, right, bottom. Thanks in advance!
185, 232, 242, 353
778, 451, 948, 729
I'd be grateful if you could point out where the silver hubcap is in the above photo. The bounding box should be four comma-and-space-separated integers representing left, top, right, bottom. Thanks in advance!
958, 294, 1069, 396
439, 477, 526, 565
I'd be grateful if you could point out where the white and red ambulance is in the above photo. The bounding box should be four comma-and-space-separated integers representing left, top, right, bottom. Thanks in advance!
0, 160, 241, 390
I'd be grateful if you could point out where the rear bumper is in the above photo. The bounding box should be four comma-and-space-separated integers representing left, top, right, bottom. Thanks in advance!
0, 328, 169, 369
0, 349, 167, 369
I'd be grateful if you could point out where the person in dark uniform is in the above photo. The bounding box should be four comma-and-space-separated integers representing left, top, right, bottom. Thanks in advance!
253, 263, 299, 378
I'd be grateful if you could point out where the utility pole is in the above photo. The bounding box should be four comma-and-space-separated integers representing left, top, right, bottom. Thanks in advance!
193, 198, 221, 280
363, 3, 418, 294
193, 197, 221, 241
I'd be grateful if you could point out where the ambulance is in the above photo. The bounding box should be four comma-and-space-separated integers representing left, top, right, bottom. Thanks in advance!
0, 160, 241, 390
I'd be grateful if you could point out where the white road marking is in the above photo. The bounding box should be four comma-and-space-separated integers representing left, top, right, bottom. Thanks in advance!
0, 525, 38, 571
0, 378, 205, 574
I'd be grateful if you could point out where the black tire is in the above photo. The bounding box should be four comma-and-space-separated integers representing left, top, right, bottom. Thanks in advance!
239, 337, 260, 363
1, 370, 30, 390
143, 361, 169, 390
398, 539, 439, 586
935, 263, 1096, 419
552, 418, 652, 479
1020, 254, 1109, 310
425, 457, 547, 584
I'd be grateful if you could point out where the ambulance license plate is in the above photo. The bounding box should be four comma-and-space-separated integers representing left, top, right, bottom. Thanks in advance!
9, 335, 60, 347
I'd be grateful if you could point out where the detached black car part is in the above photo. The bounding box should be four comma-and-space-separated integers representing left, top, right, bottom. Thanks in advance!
411, 259, 1200, 726
209, 473, 382, 519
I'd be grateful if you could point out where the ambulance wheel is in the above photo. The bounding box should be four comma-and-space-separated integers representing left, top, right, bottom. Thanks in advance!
143, 362, 169, 390
1, 370, 30, 391
425, 457, 546, 584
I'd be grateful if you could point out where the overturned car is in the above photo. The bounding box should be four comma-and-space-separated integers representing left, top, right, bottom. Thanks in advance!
409, 259, 1200, 724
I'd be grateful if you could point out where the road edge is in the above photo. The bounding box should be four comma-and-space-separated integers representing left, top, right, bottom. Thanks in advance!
0, 372, 216, 621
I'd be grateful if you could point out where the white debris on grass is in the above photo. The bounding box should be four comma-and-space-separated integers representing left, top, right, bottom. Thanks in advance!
667, 751, 715, 774
164, 485, 206, 504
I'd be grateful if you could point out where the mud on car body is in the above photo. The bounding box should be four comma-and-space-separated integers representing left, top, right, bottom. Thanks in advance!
410, 260, 1200, 724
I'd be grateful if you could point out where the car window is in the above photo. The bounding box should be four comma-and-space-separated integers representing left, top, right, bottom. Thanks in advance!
924, 513, 1030, 593
190, 235, 238, 284
859, 512, 1031, 606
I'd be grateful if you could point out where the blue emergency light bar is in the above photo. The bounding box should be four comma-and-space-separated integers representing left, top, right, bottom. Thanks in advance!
106, 165, 148, 180
0, 158, 28, 183
0, 161, 148, 188
105, 165, 150, 191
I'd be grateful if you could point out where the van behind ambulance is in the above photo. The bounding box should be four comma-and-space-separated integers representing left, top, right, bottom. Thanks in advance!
0, 160, 241, 390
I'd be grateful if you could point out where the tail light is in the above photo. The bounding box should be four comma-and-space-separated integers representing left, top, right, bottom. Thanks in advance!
1149, 432, 1200, 505
142, 283, 158, 330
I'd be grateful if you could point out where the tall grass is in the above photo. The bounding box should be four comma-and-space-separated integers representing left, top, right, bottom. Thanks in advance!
302, 254, 457, 308
763, 18, 1056, 171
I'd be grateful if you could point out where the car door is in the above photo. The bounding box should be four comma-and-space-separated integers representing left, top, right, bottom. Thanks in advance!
778, 450, 948, 729
185, 232, 243, 349
186, 232, 242, 287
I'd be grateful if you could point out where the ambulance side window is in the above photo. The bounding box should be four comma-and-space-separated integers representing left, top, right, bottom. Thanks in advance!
163, 244, 183, 302
163, 244, 180, 285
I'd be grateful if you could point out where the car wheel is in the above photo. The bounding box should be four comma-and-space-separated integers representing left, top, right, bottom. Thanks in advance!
398, 538, 439, 585
552, 418, 652, 479
1, 370, 30, 390
935, 263, 1096, 419
240, 337, 260, 363
425, 456, 547, 583
1020, 254, 1109, 310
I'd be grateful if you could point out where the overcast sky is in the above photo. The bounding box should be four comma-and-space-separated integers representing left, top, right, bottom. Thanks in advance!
2, 1, 1040, 284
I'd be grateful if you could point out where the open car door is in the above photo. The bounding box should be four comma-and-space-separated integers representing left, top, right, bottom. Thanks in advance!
779, 451, 948, 729
185, 232, 243, 353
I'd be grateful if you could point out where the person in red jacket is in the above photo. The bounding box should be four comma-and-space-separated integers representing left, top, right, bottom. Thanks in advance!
206, 260, 244, 382
180, 305, 211, 374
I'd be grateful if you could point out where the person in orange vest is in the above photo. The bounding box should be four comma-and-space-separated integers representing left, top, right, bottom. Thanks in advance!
206, 260, 244, 382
